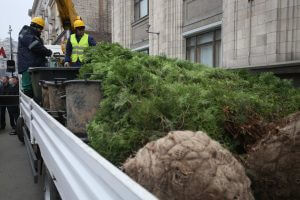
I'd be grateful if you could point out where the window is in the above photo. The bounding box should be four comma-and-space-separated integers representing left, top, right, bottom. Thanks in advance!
186, 29, 221, 67
134, 0, 148, 21
139, 48, 149, 54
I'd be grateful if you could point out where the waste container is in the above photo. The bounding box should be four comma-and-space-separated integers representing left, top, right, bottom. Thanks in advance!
28, 67, 79, 104
40, 81, 50, 109
44, 80, 66, 112
64, 80, 101, 137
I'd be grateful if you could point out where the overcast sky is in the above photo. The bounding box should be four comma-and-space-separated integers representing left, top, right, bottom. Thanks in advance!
0, 0, 33, 41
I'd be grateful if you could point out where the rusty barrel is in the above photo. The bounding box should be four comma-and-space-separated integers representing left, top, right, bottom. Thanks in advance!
28, 67, 80, 104
44, 80, 66, 112
64, 80, 101, 137
40, 81, 50, 109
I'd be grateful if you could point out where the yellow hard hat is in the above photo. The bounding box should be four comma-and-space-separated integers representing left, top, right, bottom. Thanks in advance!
31, 17, 45, 28
74, 19, 85, 28
76, 16, 82, 20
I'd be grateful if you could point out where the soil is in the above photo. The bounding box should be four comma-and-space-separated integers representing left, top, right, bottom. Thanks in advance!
244, 112, 300, 200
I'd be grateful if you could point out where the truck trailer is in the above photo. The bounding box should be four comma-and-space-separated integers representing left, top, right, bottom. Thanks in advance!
15, 67, 158, 200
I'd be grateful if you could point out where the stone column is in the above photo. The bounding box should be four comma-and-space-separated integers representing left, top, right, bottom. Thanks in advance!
149, 0, 184, 58
112, 0, 132, 48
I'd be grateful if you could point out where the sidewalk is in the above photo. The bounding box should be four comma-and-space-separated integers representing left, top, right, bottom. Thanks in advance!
0, 111, 43, 200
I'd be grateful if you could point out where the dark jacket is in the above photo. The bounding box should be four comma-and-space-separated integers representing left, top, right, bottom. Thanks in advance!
17, 25, 52, 74
8, 84, 19, 95
0, 83, 9, 95
0, 82, 3, 95
64, 34, 96, 66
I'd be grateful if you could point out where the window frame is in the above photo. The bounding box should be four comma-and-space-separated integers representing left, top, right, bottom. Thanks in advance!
134, 0, 149, 22
138, 48, 149, 54
186, 29, 221, 67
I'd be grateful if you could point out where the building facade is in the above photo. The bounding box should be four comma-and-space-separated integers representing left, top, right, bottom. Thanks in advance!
112, 0, 222, 67
112, 0, 300, 73
29, 0, 112, 45
223, 0, 300, 68
30, 0, 64, 44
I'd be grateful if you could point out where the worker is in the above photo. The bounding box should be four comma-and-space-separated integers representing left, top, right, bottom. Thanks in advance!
17, 17, 52, 98
0, 76, 9, 130
64, 18, 96, 67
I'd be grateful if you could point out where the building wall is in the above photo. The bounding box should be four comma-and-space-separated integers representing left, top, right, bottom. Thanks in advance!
30, 0, 111, 44
183, 0, 222, 33
223, 0, 300, 68
99, 0, 112, 42
45, 0, 64, 44
149, 0, 184, 58
131, 17, 149, 49
30, 0, 49, 43
112, 0, 300, 73
112, 0, 222, 61
112, 0, 185, 58
72, 0, 100, 32
182, 0, 222, 65
112, 0, 132, 48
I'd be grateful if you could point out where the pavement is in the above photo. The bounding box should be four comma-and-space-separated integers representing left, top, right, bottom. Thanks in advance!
0, 110, 43, 200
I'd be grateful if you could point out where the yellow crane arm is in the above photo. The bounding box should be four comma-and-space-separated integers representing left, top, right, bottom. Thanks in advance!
55, 0, 78, 31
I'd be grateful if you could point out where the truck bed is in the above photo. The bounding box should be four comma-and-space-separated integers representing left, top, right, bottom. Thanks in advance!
19, 91, 157, 200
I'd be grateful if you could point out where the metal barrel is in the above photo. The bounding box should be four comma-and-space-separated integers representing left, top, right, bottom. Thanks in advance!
28, 67, 80, 104
64, 80, 101, 137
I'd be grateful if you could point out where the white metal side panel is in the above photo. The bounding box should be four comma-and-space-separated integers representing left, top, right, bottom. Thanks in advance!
20, 92, 32, 138
28, 99, 157, 200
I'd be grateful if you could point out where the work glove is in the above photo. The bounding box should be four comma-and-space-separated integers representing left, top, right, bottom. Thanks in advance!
64, 62, 70, 67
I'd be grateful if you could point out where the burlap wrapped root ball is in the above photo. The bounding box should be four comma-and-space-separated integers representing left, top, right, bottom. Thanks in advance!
245, 112, 300, 200
123, 131, 254, 200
